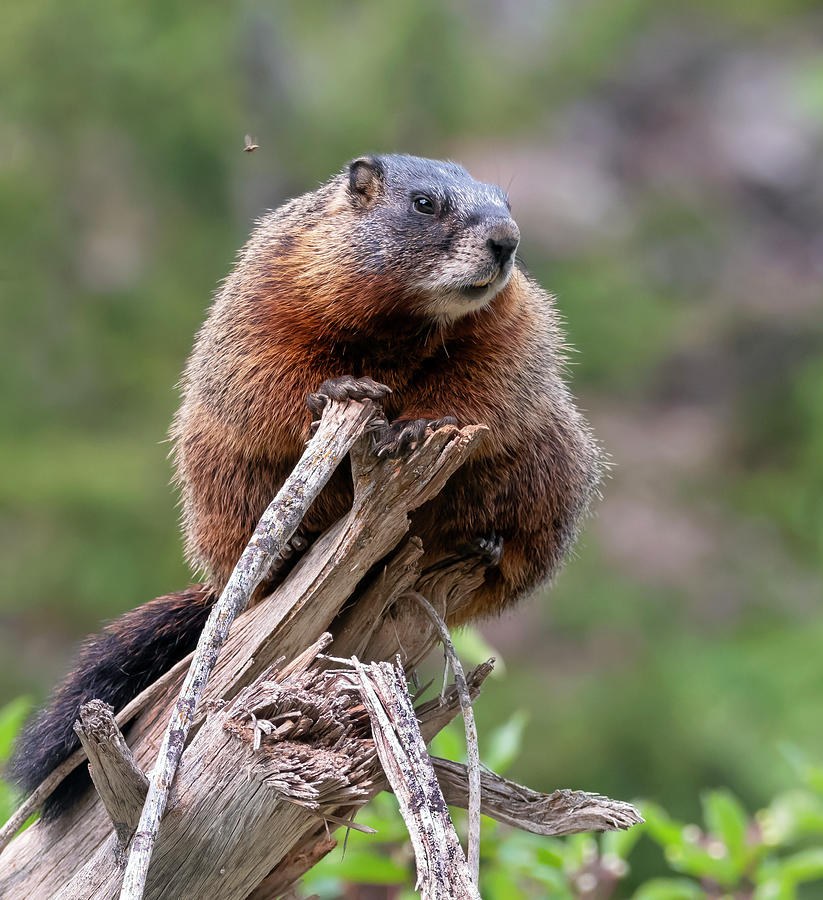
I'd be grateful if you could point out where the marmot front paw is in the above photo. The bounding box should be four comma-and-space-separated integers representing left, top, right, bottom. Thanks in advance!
460, 532, 504, 566
266, 529, 315, 584
306, 375, 392, 419
373, 416, 457, 458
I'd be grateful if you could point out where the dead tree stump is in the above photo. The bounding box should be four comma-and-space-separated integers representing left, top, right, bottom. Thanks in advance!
0, 399, 641, 899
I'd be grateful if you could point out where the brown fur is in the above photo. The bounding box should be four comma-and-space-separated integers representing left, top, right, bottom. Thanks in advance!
171, 159, 602, 621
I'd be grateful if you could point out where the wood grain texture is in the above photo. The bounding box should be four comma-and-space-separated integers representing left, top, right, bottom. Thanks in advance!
0, 405, 486, 899
0, 398, 639, 900
352, 659, 481, 900
73, 702, 148, 852
118, 398, 380, 900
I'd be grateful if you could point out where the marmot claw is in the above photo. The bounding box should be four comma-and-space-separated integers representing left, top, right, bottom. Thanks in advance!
461, 532, 504, 566
373, 415, 457, 458
306, 375, 392, 418
268, 529, 313, 580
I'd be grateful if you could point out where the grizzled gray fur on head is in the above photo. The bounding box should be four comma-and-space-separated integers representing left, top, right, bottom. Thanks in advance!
345, 154, 521, 321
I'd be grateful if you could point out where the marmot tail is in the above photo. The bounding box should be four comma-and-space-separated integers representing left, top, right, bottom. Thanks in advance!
7, 585, 216, 819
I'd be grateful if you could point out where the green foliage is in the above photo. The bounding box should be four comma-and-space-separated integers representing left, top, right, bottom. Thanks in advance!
736, 355, 823, 563
0, 698, 32, 826
298, 717, 823, 900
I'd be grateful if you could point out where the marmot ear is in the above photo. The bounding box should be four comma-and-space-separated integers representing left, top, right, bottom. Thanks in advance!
348, 156, 385, 204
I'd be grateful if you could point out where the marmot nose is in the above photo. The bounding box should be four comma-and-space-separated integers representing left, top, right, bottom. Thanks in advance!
486, 221, 520, 267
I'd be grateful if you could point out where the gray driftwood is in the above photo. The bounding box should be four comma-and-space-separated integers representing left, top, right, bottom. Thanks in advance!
432, 758, 644, 836
0, 398, 642, 899
352, 659, 481, 900
73, 702, 148, 851
410, 592, 482, 884
119, 398, 380, 900
61, 641, 491, 899
0, 400, 489, 897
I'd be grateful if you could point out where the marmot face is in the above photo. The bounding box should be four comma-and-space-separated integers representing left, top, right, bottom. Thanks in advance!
345, 155, 521, 322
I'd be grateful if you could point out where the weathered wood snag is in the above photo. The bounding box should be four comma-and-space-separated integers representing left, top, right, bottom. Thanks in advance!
0, 399, 641, 899
352, 659, 481, 900
73, 702, 147, 854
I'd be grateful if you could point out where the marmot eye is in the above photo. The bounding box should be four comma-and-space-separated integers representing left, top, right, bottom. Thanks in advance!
413, 195, 436, 215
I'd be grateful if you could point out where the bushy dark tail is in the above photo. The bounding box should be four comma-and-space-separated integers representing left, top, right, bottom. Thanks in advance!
8, 584, 216, 819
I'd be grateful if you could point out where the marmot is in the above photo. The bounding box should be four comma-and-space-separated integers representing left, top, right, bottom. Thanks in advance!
10, 154, 602, 817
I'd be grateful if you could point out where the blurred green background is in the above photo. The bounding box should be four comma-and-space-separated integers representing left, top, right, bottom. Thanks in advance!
1, 0, 821, 866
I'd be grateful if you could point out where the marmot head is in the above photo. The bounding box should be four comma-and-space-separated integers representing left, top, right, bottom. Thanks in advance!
243, 154, 522, 337
342, 154, 520, 323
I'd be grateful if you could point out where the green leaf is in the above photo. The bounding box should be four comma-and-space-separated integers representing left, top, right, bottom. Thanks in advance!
753, 857, 797, 900
296, 874, 343, 899
324, 848, 409, 885
0, 783, 20, 829
429, 720, 463, 763
667, 838, 739, 886
452, 626, 505, 677
536, 842, 566, 869
356, 794, 408, 842
779, 744, 823, 795
642, 803, 687, 848
631, 877, 706, 900
761, 789, 823, 845
562, 834, 598, 873
522, 864, 571, 893
482, 867, 527, 899
0, 697, 31, 762
778, 848, 823, 884
0, 697, 32, 827
701, 789, 749, 866
484, 710, 529, 774
753, 875, 793, 900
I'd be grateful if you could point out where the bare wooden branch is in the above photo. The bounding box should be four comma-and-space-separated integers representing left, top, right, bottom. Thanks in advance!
431, 758, 644, 836
409, 591, 483, 884
118, 399, 380, 900
352, 659, 481, 900
0, 416, 487, 899
0, 651, 193, 856
73, 701, 148, 849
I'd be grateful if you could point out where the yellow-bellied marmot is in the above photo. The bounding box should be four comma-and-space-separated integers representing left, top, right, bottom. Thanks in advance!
10, 154, 602, 817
